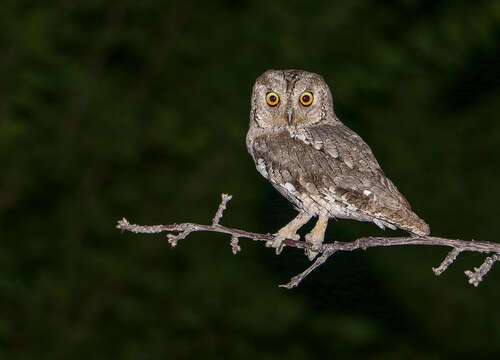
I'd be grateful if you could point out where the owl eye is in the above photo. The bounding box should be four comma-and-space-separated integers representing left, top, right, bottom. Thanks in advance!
299, 91, 313, 106
266, 92, 280, 107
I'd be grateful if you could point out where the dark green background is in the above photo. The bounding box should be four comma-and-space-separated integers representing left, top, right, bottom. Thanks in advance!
2, 1, 500, 359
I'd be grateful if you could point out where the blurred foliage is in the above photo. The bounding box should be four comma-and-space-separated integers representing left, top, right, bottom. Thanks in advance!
1, 0, 500, 359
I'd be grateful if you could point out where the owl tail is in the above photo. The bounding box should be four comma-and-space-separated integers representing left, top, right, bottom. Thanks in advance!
402, 211, 431, 236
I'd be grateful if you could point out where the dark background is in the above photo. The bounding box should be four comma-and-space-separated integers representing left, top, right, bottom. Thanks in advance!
2, 1, 500, 359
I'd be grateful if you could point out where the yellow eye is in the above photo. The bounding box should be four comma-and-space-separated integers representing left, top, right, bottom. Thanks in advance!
266, 92, 279, 107
299, 91, 313, 106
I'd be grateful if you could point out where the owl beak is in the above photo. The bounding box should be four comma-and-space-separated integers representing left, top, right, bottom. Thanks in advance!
287, 109, 294, 125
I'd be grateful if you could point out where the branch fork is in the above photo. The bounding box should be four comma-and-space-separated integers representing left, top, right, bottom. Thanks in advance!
116, 193, 500, 288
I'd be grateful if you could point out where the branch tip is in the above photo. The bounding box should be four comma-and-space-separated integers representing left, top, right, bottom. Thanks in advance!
212, 193, 233, 225
116, 217, 130, 232
433, 248, 461, 276
230, 236, 241, 254
464, 254, 499, 287
167, 229, 192, 247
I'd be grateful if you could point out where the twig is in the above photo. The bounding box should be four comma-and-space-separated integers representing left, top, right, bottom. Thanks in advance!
116, 193, 500, 288
230, 236, 241, 254
464, 254, 499, 287
432, 248, 462, 276
212, 193, 232, 225
167, 228, 192, 247
279, 248, 337, 289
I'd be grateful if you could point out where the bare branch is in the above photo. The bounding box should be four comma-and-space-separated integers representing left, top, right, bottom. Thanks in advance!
167, 227, 193, 247
212, 193, 232, 225
464, 254, 499, 287
116, 193, 500, 288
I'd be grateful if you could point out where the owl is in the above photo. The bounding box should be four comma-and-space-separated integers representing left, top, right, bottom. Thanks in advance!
246, 69, 430, 260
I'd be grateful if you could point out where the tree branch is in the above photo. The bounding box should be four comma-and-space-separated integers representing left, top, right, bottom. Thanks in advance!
116, 193, 500, 288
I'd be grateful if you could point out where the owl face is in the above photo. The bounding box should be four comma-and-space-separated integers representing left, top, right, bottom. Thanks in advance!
250, 69, 335, 129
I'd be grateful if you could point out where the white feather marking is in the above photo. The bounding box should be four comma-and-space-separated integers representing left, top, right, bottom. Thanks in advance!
373, 218, 386, 230
256, 158, 268, 178
324, 194, 335, 202
295, 133, 306, 142
312, 141, 323, 150
373, 218, 397, 230
343, 157, 354, 169
385, 222, 397, 230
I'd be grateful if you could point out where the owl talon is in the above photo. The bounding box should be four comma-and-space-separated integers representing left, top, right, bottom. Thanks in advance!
267, 231, 300, 254
305, 248, 319, 261
304, 215, 329, 261
266, 212, 312, 254
275, 231, 300, 242
304, 234, 323, 261
265, 237, 284, 249
304, 236, 322, 260
276, 242, 285, 255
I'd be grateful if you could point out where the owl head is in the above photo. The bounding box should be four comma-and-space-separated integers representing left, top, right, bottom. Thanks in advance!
249, 69, 337, 129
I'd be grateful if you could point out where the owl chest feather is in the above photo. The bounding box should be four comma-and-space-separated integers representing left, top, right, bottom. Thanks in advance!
249, 129, 374, 220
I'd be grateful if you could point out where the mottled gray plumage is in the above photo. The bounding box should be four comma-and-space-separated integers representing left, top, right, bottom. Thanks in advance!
246, 69, 430, 259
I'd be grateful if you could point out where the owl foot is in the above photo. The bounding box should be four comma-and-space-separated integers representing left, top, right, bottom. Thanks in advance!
267, 212, 312, 255
304, 233, 323, 260
266, 231, 300, 255
304, 215, 329, 261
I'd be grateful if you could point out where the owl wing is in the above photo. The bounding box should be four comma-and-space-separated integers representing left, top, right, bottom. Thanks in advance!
251, 124, 429, 235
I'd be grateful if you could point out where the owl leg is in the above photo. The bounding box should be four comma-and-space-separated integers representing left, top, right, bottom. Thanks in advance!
268, 212, 312, 254
304, 215, 329, 260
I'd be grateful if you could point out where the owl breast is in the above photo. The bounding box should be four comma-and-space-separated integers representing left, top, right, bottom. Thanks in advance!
249, 130, 374, 222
